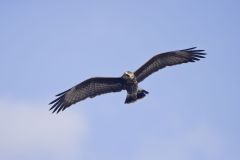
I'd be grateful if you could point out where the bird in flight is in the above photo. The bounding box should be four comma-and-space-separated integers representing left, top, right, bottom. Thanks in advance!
49, 47, 206, 113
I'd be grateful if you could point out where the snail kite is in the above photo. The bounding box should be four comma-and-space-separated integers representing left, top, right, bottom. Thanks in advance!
49, 47, 206, 113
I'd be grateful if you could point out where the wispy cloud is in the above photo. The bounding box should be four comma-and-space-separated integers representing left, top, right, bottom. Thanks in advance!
0, 100, 88, 160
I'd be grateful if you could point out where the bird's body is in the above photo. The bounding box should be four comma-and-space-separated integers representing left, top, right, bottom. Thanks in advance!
121, 71, 148, 103
122, 72, 138, 99
49, 47, 206, 113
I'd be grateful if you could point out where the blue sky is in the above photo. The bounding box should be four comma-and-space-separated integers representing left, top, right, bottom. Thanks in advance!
0, 0, 240, 160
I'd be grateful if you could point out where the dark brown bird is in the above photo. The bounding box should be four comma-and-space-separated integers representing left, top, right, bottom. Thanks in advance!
49, 47, 206, 113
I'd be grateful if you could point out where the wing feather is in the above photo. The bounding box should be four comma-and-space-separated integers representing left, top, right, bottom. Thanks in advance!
49, 77, 123, 113
134, 47, 206, 82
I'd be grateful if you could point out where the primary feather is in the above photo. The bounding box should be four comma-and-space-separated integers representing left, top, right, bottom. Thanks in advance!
134, 47, 206, 82
49, 77, 123, 113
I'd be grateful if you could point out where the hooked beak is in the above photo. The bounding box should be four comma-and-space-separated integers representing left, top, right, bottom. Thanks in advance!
125, 72, 135, 79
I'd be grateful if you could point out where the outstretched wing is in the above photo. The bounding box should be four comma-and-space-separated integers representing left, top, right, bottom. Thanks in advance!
134, 47, 206, 82
49, 77, 123, 113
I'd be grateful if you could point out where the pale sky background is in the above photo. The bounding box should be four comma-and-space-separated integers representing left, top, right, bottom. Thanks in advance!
0, 0, 240, 160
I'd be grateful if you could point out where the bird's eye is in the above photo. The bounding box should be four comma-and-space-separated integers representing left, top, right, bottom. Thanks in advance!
126, 74, 130, 77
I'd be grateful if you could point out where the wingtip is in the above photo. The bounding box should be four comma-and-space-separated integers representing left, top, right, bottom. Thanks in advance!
55, 89, 70, 96
183, 47, 197, 51
184, 47, 207, 59
51, 110, 56, 114
182, 47, 207, 53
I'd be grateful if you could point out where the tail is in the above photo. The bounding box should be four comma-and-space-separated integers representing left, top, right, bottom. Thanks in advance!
125, 89, 149, 104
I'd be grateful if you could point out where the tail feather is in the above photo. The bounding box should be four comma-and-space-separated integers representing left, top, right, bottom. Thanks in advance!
125, 94, 137, 104
137, 89, 149, 99
125, 89, 149, 104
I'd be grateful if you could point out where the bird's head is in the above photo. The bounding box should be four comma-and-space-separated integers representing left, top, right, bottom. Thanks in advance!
122, 71, 135, 80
